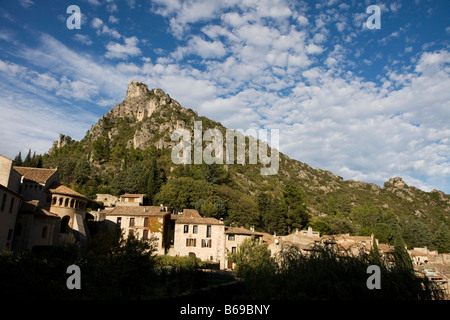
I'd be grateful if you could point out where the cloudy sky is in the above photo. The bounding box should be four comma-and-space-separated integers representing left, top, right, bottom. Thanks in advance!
0, 0, 449, 193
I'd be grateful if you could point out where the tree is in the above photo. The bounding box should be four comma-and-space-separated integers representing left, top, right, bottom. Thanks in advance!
227, 237, 275, 280
73, 158, 91, 184
153, 177, 213, 210
92, 136, 110, 162
373, 223, 394, 244
257, 192, 286, 235
13, 152, 23, 166
23, 149, 32, 166
431, 223, 450, 253
368, 238, 382, 266
393, 234, 413, 272
281, 183, 309, 234
147, 158, 165, 203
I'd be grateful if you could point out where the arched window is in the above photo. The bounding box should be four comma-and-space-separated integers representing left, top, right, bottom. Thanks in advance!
70, 199, 75, 208
42, 226, 48, 238
59, 197, 63, 206
64, 198, 69, 207
60, 216, 70, 233
52, 197, 57, 205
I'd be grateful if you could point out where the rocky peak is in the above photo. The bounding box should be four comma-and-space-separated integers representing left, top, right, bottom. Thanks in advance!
385, 177, 407, 189
48, 134, 73, 154
125, 79, 149, 100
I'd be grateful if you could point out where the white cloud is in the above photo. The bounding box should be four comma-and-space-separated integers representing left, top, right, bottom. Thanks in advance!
105, 36, 141, 59
18, 0, 34, 8
73, 34, 93, 45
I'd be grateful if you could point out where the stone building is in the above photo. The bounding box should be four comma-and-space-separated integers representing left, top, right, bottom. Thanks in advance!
0, 154, 91, 254
0, 155, 23, 252
224, 226, 267, 269
103, 205, 171, 255
170, 209, 226, 269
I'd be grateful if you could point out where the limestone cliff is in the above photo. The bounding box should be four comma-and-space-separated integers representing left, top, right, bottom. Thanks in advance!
85, 80, 198, 150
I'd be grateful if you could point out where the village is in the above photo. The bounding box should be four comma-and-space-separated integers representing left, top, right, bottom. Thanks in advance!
1, 153, 449, 298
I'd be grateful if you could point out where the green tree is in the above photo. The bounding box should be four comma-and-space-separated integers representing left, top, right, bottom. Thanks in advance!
373, 223, 394, 244
393, 234, 413, 272
73, 157, 91, 184
153, 177, 213, 210
431, 223, 450, 253
227, 237, 275, 280
368, 239, 382, 266
13, 152, 23, 166
281, 183, 309, 234
147, 158, 166, 203
92, 136, 110, 162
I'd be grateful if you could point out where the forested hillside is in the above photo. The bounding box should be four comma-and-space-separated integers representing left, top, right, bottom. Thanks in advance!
12, 81, 450, 253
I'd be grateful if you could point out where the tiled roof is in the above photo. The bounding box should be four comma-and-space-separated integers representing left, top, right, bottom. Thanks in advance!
20, 200, 59, 218
225, 226, 264, 236
47, 183, 88, 199
121, 194, 146, 198
14, 167, 57, 184
105, 206, 169, 217
172, 210, 223, 225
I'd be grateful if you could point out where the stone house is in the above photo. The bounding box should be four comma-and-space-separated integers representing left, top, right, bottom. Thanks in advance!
224, 226, 267, 269
103, 205, 171, 255
0, 155, 23, 252
118, 193, 146, 206
0, 155, 91, 254
170, 209, 226, 269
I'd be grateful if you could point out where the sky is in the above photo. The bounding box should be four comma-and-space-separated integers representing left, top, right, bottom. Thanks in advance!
0, 0, 449, 194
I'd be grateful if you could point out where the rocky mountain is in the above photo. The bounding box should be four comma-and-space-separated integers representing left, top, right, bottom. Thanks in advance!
42, 80, 450, 250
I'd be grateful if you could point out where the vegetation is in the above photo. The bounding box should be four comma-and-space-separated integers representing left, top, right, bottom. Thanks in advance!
0, 228, 213, 300
230, 240, 444, 300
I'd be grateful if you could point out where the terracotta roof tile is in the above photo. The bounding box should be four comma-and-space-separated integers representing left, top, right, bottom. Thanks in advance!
14, 167, 57, 184
105, 206, 169, 217
47, 183, 88, 199
20, 200, 59, 218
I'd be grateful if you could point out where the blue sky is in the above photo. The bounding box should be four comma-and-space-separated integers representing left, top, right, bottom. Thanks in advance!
0, 0, 449, 194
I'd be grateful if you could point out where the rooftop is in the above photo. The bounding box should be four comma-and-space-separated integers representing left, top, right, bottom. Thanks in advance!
13, 166, 57, 184
47, 183, 88, 200
104, 205, 169, 217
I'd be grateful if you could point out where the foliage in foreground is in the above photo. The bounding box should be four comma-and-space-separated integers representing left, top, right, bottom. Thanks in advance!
230, 238, 444, 300
0, 230, 207, 300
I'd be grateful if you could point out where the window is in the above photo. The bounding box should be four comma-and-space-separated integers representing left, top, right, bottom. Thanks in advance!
228, 234, 235, 241
206, 225, 211, 238
143, 229, 149, 240
1, 194, 6, 211
129, 229, 134, 237
9, 197, 14, 213
186, 238, 196, 247
202, 239, 212, 248
193, 225, 198, 234
144, 217, 149, 228
42, 226, 48, 238
64, 198, 69, 207
231, 246, 237, 254
117, 217, 122, 227
183, 225, 189, 233
129, 218, 135, 227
